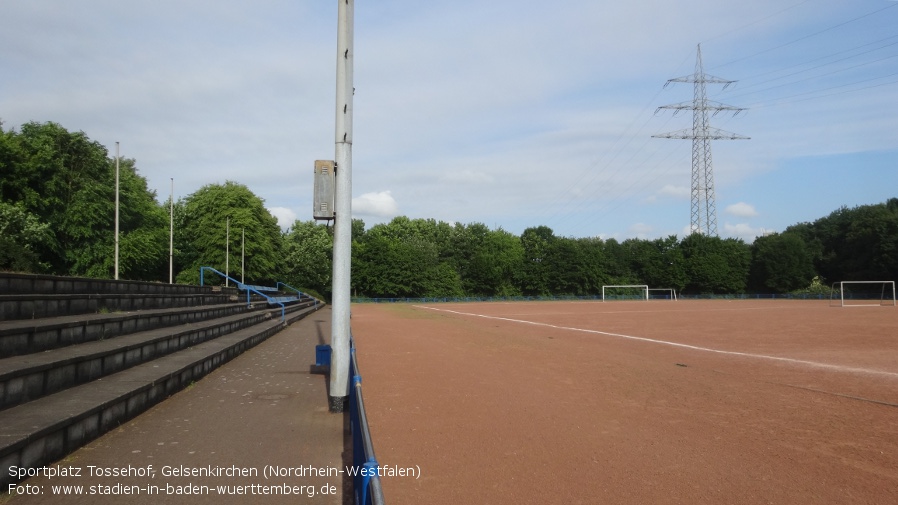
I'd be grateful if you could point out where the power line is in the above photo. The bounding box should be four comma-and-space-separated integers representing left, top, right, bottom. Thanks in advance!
541, 3, 894, 239
730, 34, 898, 85
725, 52, 898, 101
747, 72, 898, 108
537, 48, 698, 234
701, 0, 816, 46
710, 2, 898, 70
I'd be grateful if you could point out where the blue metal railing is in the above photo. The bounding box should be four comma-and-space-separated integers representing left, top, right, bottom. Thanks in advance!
348, 338, 385, 505
276, 281, 301, 296
277, 281, 318, 309
199, 267, 293, 322
240, 283, 280, 293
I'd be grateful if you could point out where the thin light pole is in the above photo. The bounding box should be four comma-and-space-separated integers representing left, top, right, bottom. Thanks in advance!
169, 178, 174, 284
241, 228, 245, 284
225, 217, 230, 287
329, 0, 354, 413
114, 142, 120, 280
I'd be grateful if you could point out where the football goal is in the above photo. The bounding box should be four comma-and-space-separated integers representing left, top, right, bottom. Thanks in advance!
647, 288, 678, 301
602, 285, 648, 301
829, 281, 896, 307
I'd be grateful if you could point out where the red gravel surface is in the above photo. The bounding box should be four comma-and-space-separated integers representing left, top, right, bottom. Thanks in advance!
350, 300, 898, 505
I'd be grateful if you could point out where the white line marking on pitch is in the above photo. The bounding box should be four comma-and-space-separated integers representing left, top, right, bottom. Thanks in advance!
414, 305, 898, 380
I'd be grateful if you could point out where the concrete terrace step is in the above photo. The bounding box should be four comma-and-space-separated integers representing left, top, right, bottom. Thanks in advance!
0, 292, 240, 321
0, 302, 314, 411
0, 273, 229, 296
0, 303, 322, 488
0, 301, 269, 357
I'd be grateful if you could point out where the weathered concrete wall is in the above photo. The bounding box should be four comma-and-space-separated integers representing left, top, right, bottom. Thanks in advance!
0, 273, 238, 296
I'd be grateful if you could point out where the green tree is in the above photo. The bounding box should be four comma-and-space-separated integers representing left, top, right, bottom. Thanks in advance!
544, 237, 600, 296
833, 203, 898, 280
519, 226, 555, 296
449, 223, 523, 296
353, 233, 445, 298
352, 217, 462, 298
680, 234, 751, 294
749, 232, 816, 293
484, 227, 524, 297
0, 122, 168, 279
626, 236, 687, 292
74, 157, 169, 280
0, 201, 53, 272
351, 218, 366, 242
601, 238, 638, 285
0, 123, 25, 201
282, 220, 332, 296
787, 200, 898, 283
578, 237, 612, 293
4, 122, 111, 274
176, 181, 282, 285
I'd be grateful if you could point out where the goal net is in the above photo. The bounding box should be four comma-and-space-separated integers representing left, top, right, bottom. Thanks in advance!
829, 281, 897, 307
602, 285, 648, 301
647, 288, 678, 301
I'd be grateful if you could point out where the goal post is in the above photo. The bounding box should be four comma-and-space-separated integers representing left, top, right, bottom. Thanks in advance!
602, 285, 649, 301
829, 281, 896, 307
647, 288, 678, 301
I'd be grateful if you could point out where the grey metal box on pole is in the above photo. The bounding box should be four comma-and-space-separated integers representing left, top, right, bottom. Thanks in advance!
313, 160, 336, 221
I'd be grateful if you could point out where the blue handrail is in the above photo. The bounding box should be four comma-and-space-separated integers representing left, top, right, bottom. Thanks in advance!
276, 281, 302, 297
348, 337, 385, 505
277, 281, 319, 309
199, 266, 287, 322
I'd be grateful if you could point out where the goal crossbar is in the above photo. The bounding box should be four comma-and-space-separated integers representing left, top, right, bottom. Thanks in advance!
647, 288, 678, 301
602, 285, 649, 301
829, 281, 896, 307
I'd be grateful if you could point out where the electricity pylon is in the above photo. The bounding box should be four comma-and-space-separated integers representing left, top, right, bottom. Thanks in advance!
653, 44, 749, 237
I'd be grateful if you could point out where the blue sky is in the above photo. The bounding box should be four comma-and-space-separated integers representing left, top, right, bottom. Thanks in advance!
2, 0, 896, 242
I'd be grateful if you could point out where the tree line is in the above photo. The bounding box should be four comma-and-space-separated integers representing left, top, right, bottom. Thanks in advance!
0, 122, 284, 287
2, 121, 896, 298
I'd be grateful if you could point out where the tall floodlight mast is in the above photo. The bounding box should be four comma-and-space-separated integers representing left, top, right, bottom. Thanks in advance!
653, 44, 749, 236
329, 0, 354, 413
114, 142, 120, 280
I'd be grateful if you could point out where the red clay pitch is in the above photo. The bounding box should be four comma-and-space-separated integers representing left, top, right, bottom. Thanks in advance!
350, 299, 898, 505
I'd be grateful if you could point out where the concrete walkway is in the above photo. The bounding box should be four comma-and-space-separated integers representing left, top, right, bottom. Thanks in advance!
5, 306, 348, 505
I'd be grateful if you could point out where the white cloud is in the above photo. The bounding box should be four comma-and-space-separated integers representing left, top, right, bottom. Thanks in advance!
723, 222, 765, 242
725, 202, 759, 218
353, 191, 400, 219
629, 222, 654, 238
2, 1, 896, 241
268, 207, 297, 230
439, 169, 495, 185
658, 185, 690, 199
